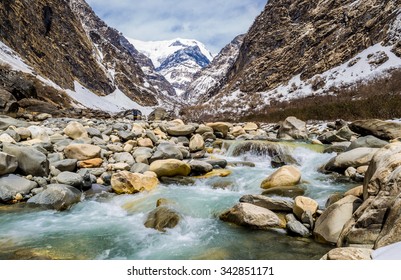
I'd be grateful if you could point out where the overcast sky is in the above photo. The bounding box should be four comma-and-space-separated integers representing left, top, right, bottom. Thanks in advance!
86, 0, 267, 54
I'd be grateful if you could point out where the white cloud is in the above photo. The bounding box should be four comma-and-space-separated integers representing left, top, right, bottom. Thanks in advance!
86, 0, 267, 53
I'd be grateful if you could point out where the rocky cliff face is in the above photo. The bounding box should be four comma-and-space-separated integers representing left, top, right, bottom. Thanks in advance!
184, 34, 245, 104
189, 0, 401, 119
0, 0, 175, 115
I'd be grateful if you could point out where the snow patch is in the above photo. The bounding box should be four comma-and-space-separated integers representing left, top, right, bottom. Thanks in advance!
66, 81, 154, 115
0, 40, 33, 73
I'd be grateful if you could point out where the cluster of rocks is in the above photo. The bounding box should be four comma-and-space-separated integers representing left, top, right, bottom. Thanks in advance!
217, 116, 401, 260
2, 112, 401, 259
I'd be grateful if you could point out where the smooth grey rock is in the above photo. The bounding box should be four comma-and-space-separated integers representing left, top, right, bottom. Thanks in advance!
0, 116, 29, 130
51, 159, 77, 172
285, 213, 311, 237
0, 174, 38, 202
130, 163, 150, 174
113, 152, 135, 165
86, 127, 102, 138
347, 136, 389, 151
277, 116, 308, 140
3, 143, 49, 176
205, 159, 227, 169
150, 143, 183, 162
0, 152, 18, 176
27, 184, 81, 211
189, 160, 213, 175
55, 172, 84, 189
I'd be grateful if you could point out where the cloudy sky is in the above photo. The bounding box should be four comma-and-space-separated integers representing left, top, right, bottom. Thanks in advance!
86, 0, 267, 54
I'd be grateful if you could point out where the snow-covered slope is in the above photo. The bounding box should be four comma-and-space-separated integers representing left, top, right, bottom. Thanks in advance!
129, 38, 214, 96
1, 39, 155, 115
184, 34, 245, 104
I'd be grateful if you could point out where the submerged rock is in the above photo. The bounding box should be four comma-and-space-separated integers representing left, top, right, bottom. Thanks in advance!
144, 206, 180, 232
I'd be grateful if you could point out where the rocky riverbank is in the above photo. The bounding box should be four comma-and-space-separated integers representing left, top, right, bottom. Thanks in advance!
1, 113, 401, 259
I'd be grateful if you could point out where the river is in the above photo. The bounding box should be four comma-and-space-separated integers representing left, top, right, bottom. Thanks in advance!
0, 141, 353, 260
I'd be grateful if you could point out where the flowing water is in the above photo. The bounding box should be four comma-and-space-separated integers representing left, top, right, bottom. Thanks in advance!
0, 141, 355, 260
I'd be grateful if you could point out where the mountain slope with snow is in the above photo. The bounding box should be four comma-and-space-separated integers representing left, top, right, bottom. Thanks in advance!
129, 38, 214, 96
183, 0, 401, 120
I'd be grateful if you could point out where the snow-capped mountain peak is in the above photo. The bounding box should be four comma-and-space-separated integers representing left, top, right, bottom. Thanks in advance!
128, 38, 215, 96
128, 38, 214, 68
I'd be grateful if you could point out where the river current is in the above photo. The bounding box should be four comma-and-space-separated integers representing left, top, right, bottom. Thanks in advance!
0, 141, 353, 260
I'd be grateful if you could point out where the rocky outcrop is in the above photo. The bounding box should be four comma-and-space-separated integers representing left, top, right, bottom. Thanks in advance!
0, 0, 175, 113
350, 119, 401, 140
338, 142, 401, 249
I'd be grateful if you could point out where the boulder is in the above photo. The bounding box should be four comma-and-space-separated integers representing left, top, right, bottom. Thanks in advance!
350, 119, 401, 140
285, 213, 310, 237
144, 206, 180, 232
13, 127, 31, 140
27, 126, 50, 142
27, 184, 81, 211
86, 127, 102, 138
231, 126, 246, 137
205, 159, 227, 169
277, 116, 308, 140
160, 176, 196, 186
130, 163, 150, 174
63, 121, 89, 140
55, 172, 84, 189
51, 159, 78, 172
166, 125, 196, 136
189, 160, 213, 175
206, 122, 231, 138
64, 144, 101, 160
322, 147, 378, 173
375, 194, 401, 249
0, 152, 18, 176
0, 133, 15, 143
314, 195, 362, 244
244, 122, 258, 131
344, 185, 363, 197
195, 124, 214, 135
260, 165, 301, 189
293, 196, 319, 220
148, 107, 170, 121
337, 143, 401, 248
0, 116, 29, 130
219, 203, 281, 229
149, 159, 191, 177
3, 143, 49, 176
150, 143, 183, 161
321, 247, 372, 260
113, 152, 135, 165
239, 194, 294, 212
0, 89, 18, 114
111, 171, 159, 194
0, 174, 38, 202
347, 135, 388, 151
189, 134, 205, 152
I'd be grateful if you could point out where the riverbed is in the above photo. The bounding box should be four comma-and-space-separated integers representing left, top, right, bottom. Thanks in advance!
0, 141, 353, 260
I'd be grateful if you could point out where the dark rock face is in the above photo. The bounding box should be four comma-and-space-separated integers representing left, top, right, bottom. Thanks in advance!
0, 0, 176, 111
223, 0, 398, 94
